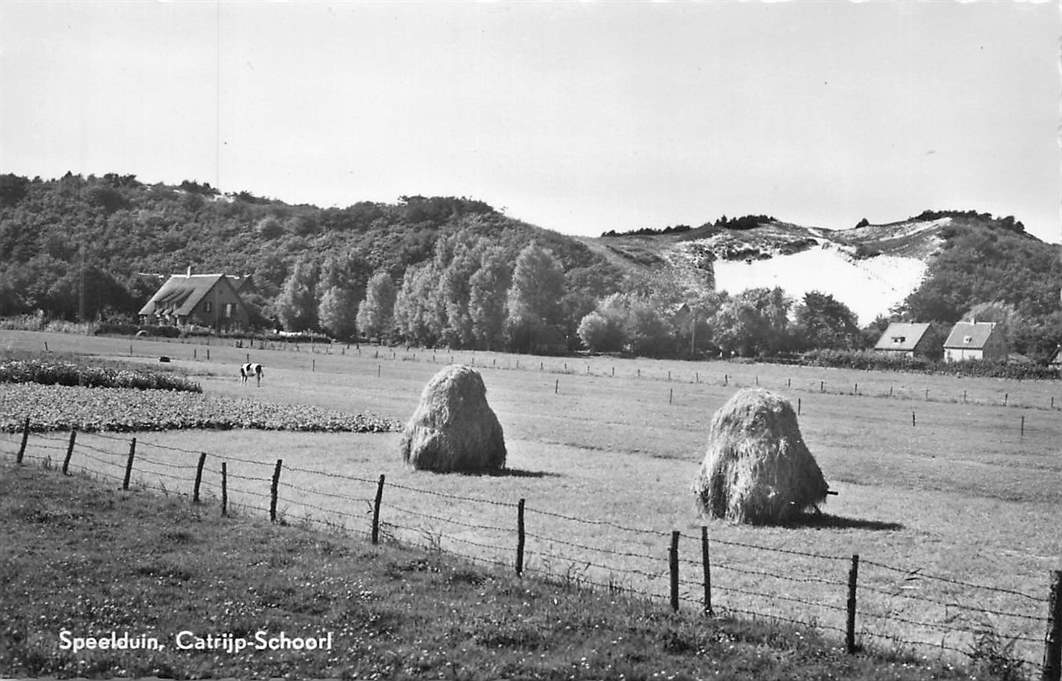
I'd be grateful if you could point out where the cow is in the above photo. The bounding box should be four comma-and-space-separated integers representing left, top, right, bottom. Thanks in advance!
240, 362, 264, 386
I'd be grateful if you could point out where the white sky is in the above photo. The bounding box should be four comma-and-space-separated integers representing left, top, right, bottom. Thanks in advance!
1, 1, 1059, 242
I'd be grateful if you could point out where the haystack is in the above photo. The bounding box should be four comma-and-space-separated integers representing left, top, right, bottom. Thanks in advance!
692, 388, 828, 524
400, 365, 506, 473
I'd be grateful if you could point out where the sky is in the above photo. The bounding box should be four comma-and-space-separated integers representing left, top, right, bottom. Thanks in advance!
1, 1, 1059, 243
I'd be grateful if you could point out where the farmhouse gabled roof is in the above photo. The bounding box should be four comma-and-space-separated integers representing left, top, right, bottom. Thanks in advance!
942, 321, 998, 349
873, 322, 932, 352
138, 273, 228, 317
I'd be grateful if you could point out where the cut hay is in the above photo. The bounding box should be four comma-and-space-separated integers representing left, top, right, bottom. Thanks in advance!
400, 365, 506, 473
692, 388, 828, 524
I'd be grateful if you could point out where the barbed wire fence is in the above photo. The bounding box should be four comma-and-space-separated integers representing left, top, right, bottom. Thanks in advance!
3, 422, 1059, 680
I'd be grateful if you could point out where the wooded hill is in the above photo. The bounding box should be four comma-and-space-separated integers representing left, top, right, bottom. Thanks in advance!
0, 172, 1058, 360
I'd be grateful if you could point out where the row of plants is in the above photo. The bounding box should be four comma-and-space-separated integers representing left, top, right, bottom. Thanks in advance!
797, 349, 1060, 380
0, 358, 202, 392
0, 383, 400, 433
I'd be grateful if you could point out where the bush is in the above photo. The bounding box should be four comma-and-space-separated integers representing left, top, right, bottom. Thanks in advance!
797, 349, 1058, 380
94, 322, 140, 336
0, 358, 201, 392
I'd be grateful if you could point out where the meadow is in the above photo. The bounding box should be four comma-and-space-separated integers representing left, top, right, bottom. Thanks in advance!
2, 328, 1060, 672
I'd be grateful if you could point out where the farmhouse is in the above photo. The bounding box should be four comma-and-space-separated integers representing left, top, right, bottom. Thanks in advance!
873, 322, 937, 358
138, 270, 252, 331
942, 321, 1007, 363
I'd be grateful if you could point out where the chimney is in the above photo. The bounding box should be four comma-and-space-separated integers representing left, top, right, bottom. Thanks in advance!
186, 266, 192, 278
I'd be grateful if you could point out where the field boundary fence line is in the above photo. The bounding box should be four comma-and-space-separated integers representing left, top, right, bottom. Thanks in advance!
77, 332, 1062, 415
2, 421, 1059, 680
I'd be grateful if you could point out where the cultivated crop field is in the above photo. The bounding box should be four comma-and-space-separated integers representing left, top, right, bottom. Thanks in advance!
2, 329, 1060, 670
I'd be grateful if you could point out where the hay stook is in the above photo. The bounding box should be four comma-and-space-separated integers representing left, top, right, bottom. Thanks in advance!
400, 364, 506, 473
692, 388, 829, 524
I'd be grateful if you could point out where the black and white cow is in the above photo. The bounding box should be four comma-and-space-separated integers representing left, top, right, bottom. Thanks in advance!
240, 362, 264, 386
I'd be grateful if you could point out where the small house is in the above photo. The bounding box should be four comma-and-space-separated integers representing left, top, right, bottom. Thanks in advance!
138, 269, 251, 331
873, 323, 936, 358
942, 321, 1007, 363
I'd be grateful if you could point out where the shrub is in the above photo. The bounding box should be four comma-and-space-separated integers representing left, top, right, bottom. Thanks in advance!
797, 349, 1059, 380
0, 359, 201, 392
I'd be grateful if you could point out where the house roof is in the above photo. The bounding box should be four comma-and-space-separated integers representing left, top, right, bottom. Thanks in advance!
138, 274, 228, 317
942, 321, 998, 349
873, 323, 932, 352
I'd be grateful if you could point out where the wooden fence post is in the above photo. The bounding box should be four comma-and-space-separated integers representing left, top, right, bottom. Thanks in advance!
846, 554, 860, 654
312, 359, 315, 372
669, 388, 673, 405
372, 474, 385, 544
820, 380, 824, 393
1021, 415, 1026, 438
377, 364, 381, 378
193, 453, 207, 503
269, 459, 283, 523
16, 416, 30, 464
669, 531, 680, 612
206, 348, 210, 360
221, 462, 228, 517
912, 411, 916, 427
554, 379, 559, 395
668, 370, 672, 381
516, 498, 526, 576
1043, 570, 1062, 681
723, 373, 727, 386
701, 526, 712, 616
123, 438, 136, 490
1004, 393, 1009, 406
62, 429, 77, 475
797, 398, 801, 415
925, 388, 929, 401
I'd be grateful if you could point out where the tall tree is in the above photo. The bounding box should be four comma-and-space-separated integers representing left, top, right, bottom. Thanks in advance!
393, 262, 444, 346
468, 245, 512, 350
317, 286, 359, 340
356, 270, 397, 343
505, 242, 566, 353
793, 291, 860, 350
275, 258, 319, 332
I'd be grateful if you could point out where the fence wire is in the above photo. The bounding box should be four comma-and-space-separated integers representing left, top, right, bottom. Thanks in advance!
4, 427, 1053, 672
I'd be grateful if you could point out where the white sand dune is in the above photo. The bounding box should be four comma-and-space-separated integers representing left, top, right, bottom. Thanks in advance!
711, 247, 927, 324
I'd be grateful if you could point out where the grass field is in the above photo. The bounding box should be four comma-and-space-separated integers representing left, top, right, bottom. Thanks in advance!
2, 328, 1060, 672
3, 463, 1007, 681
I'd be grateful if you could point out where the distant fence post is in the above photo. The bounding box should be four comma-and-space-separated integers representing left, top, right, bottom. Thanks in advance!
846, 554, 860, 654
554, 379, 559, 395
701, 526, 712, 616
123, 438, 136, 490
1043, 570, 1062, 681
669, 531, 680, 612
912, 411, 916, 427
1004, 393, 1009, 406
372, 474, 385, 544
797, 398, 802, 415
16, 416, 30, 464
221, 462, 228, 517
669, 388, 673, 405
516, 498, 526, 576
820, 380, 824, 393
193, 452, 207, 503
1021, 415, 1026, 438
269, 459, 283, 523
62, 429, 77, 475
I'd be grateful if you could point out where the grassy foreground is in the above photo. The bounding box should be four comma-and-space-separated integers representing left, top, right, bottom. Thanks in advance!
0, 464, 999, 681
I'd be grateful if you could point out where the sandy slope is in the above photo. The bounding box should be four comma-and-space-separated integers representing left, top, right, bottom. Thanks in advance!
710, 245, 927, 323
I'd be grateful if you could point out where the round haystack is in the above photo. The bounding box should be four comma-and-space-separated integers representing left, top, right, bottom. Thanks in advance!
692, 388, 828, 524
399, 365, 506, 473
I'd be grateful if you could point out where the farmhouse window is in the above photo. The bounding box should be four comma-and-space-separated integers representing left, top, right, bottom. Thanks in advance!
963, 335, 972, 344
204, 301, 213, 313
224, 303, 234, 318
892, 336, 905, 344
